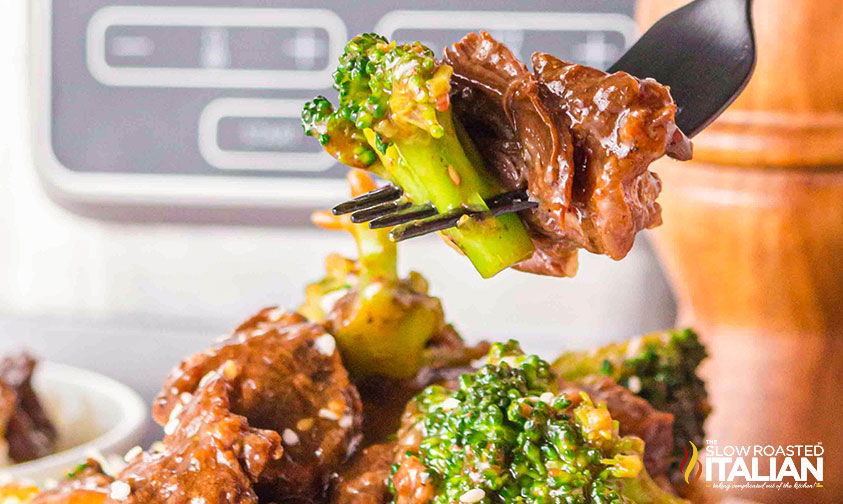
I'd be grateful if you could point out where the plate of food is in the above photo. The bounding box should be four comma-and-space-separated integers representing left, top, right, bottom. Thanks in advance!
0, 170, 709, 504
0, 354, 146, 484
0, 1, 755, 500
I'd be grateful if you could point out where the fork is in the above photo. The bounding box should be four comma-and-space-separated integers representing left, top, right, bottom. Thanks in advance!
333, 0, 756, 242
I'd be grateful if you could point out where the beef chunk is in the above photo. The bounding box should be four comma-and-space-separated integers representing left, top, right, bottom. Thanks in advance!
445, 32, 691, 276
115, 372, 283, 504
0, 354, 58, 463
560, 377, 675, 478
332, 443, 396, 504
32, 459, 114, 504
153, 309, 363, 503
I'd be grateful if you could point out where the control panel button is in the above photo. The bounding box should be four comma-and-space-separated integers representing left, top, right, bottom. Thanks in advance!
198, 98, 335, 172
87, 6, 347, 89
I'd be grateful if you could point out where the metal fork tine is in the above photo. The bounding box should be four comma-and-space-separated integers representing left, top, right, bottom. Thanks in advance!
369, 204, 437, 229
389, 208, 475, 242
485, 189, 529, 209
350, 200, 412, 223
489, 199, 538, 216
370, 189, 534, 240
332, 184, 403, 215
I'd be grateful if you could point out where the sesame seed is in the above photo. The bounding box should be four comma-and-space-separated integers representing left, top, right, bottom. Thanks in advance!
150, 441, 166, 453
460, 489, 485, 503
123, 446, 143, 463
438, 398, 461, 410
110, 481, 131, 501
313, 334, 336, 357
282, 429, 300, 446
221, 360, 239, 380
457, 215, 470, 227
164, 416, 180, 436
297, 418, 314, 431
447, 165, 461, 185
266, 308, 285, 321
318, 408, 339, 421
362, 283, 382, 299
180, 392, 193, 404
627, 376, 642, 394
625, 338, 644, 359
539, 392, 555, 404
168, 403, 184, 423
499, 356, 520, 367
319, 289, 350, 314
339, 415, 353, 428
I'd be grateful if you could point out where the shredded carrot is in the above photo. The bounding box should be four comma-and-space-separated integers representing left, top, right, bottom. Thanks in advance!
311, 169, 380, 232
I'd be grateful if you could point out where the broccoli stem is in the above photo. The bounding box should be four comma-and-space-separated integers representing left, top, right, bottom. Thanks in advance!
351, 214, 398, 284
364, 112, 534, 278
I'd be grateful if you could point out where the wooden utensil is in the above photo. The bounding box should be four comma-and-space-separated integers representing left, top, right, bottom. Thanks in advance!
639, 1, 843, 502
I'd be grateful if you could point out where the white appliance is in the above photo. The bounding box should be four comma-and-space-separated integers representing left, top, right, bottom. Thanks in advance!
0, 2, 676, 441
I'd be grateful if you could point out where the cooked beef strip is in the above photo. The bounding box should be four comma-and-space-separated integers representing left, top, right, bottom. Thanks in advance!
559, 376, 675, 479
32, 459, 114, 504
331, 443, 396, 504
445, 31, 691, 276
0, 354, 58, 463
153, 309, 363, 504
113, 372, 283, 504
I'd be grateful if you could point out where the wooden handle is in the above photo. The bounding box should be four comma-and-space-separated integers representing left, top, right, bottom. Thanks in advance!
640, 0, 843, 167
638, 1, 843, 502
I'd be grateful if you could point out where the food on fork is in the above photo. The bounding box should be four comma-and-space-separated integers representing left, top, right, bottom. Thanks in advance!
447, 32, 691, 276
302, 34, 535, 278
303, 32, 691, 278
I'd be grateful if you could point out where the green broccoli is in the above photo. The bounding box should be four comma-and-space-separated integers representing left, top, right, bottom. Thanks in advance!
302, 33, 535, 278
552, 329, 710, 479
300, 170, 485, 380
392, 340, 686, 504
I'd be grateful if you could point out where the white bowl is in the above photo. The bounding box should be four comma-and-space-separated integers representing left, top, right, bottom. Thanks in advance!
0, 362, 147, 483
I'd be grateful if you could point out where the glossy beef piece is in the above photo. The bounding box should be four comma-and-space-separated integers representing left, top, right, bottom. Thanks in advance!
153, 308, 363, 503
532, 53, 689, 259
0, 354, 58, 463
445, 32, 691, 276
32, 459, 113, 504
560, 376, 675, 478
114, 372, 283, 504
331, 443, 396, 504
444, 32, 579, 277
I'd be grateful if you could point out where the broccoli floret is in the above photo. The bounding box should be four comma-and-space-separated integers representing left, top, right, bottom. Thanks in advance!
392, 341, 686, 504
552, 329, 710, 479
301, 170, 469, 380
302, 33, 535, 278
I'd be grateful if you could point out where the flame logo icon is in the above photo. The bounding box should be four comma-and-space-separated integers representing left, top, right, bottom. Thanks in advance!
679, 441, 703, 484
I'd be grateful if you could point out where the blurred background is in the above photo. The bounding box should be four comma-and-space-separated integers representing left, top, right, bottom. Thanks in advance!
0, 0, 676, 429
